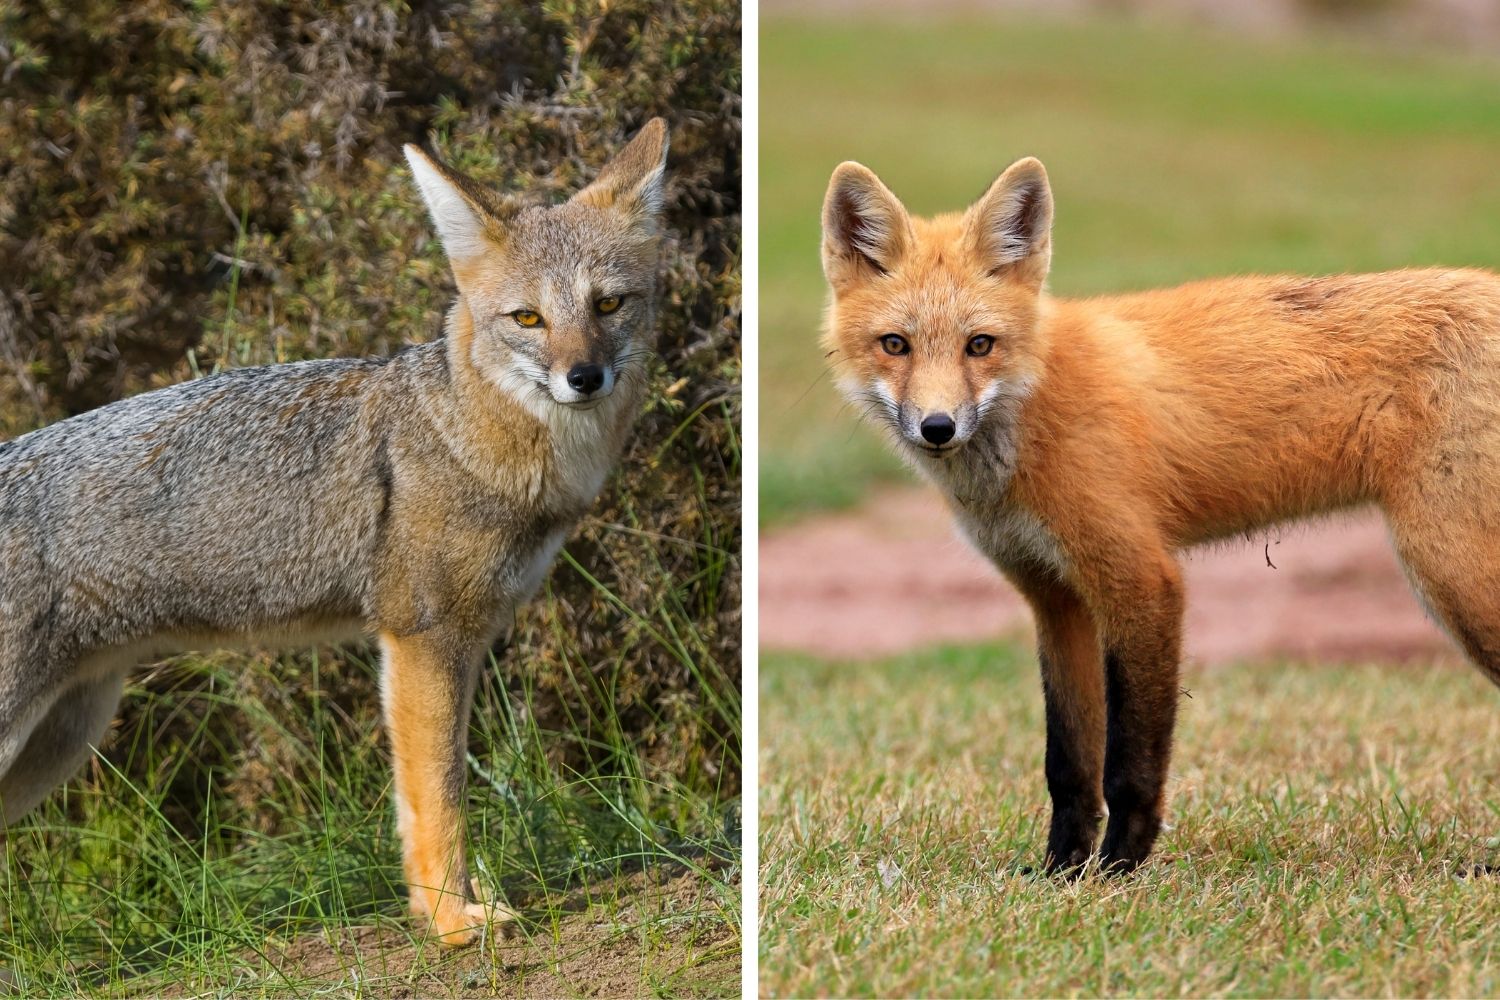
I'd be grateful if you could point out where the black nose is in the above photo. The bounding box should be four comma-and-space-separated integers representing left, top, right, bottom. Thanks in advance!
920, 413, 956, 445
566, 362, 606, 395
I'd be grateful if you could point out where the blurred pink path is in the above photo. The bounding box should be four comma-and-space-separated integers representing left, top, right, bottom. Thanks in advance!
760, 489, 1458, 665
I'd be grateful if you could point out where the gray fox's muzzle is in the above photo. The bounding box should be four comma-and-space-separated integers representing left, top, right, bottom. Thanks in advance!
549, 361, 616, 407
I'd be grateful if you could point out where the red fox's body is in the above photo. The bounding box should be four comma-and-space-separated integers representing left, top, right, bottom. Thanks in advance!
820, 155, 1500, 873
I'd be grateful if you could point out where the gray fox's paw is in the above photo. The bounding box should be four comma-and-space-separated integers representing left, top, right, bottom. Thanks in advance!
414, 881, 517, 948
427, 898, 518, 949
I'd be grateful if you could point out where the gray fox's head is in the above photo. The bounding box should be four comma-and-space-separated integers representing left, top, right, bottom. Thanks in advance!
404, 119, 668, 412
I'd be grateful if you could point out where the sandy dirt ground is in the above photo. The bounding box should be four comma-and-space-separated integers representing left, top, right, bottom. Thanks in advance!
152, 864, 737, 999
761, 488, 1459, 666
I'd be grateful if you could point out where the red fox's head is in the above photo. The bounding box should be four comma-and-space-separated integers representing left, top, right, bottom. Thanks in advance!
404, 119, 668, 413
820, 157, 1052, 461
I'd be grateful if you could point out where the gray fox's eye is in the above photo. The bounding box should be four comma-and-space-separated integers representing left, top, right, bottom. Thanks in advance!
967, 334, 994, 357
596, 295, 623, 315
512, 310, 543, 328
880, 333, 909, 356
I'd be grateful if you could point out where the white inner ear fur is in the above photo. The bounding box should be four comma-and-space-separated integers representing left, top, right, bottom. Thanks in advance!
826, 174, 905, 272
632, 163, 666, 218
979, 176, 1050, 268
404, 145, 490, 261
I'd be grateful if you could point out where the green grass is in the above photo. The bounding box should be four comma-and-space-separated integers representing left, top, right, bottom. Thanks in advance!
1, 598, 740, 998
760, 13, 1500, 524
759, 643, 1500, 997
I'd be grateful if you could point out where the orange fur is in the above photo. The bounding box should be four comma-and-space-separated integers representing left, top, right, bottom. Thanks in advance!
380, 631, 515, 946
821, 155, 1500, 873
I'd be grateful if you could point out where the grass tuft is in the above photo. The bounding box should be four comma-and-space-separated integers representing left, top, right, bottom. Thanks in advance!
4, 632, 738, 997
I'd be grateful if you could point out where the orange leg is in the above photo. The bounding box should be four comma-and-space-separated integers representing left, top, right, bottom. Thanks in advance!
379, 630, 514, 947
1009, 571, 1107, 873
1075, 549, 1185, 873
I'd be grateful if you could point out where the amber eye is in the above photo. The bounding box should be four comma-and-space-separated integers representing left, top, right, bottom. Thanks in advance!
596, 295, 623, 315
880, 334, 910, 356
512, 310, 543, 328
967, 334, 995, 357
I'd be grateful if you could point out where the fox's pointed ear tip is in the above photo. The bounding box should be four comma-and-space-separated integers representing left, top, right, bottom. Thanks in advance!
1008, 156, 1049, 179
639, 117, 669, 159
828, 160, 876, 186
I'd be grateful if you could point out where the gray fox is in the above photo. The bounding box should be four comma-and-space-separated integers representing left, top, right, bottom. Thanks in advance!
0, 117, 669, 946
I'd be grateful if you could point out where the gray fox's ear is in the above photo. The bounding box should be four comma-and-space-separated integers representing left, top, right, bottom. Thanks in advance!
573, 117, 669, 224
404, 144, 516, 262
966, 157, 1052, 291
822, 161, 910, 286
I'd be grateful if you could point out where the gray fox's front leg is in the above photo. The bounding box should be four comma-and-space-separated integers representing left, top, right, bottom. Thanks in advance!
379, 629, 515, 947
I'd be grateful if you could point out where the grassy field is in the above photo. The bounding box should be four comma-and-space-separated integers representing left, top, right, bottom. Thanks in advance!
1, 633, 740, 998
760, 13, 1500, 524
759, 644, 1500, 997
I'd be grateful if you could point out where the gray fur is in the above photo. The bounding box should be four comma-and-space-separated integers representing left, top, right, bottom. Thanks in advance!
0, 333, 643, 820
0, 124, 667, 842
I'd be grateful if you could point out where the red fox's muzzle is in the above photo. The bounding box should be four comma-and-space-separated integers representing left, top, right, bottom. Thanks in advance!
896, 395, 982, 453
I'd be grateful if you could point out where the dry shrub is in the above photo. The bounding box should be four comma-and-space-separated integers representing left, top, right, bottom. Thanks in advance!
0, 0, 740, 833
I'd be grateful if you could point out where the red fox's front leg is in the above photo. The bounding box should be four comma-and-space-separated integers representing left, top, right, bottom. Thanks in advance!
1010, 571, 1106, 873
379, 629, 515, 947
1069, 541, 1186, 873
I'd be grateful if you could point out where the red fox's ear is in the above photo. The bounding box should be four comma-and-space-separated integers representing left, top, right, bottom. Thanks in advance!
573, 117, 670, 227
822, 162, 910, 285
404, 144, 516, 263
967, 157, 1053, 290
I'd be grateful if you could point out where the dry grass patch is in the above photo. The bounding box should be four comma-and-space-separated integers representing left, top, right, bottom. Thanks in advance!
760, 644, 1500, 997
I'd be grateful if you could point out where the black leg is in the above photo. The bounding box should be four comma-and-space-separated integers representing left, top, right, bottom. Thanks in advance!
1042, 661, 1104, 873
1098, 648, 1178, 873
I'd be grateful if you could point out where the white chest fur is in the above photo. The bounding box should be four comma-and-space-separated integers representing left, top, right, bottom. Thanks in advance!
510, 376, 632, 509
546, 411, 618, 507
903, 416, 1070, 580
951, 499, 1070, 580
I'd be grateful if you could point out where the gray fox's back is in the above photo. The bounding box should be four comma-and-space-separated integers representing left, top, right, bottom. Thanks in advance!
0, 353, 423, 666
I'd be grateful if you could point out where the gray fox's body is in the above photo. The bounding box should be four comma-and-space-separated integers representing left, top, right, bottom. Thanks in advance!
0, 346, 580, 701
0, 117, 670, 947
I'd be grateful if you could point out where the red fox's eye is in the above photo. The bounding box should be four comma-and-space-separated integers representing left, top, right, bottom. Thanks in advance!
967, 334, 995, 357
512, 310, 543, 328
596, 295, 623, 315
880, 334, 909, 356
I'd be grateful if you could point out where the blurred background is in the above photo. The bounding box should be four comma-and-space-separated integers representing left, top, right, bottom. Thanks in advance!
759, 4, 1500, 997
0, 1, 739, 995
759, 0, 1500, 664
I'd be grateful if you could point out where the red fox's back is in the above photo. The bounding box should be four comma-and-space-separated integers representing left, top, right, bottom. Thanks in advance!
1030, 268, 1500, 545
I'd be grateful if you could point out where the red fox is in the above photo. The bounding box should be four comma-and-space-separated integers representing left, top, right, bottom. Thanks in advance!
820, 154, 1500, 874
